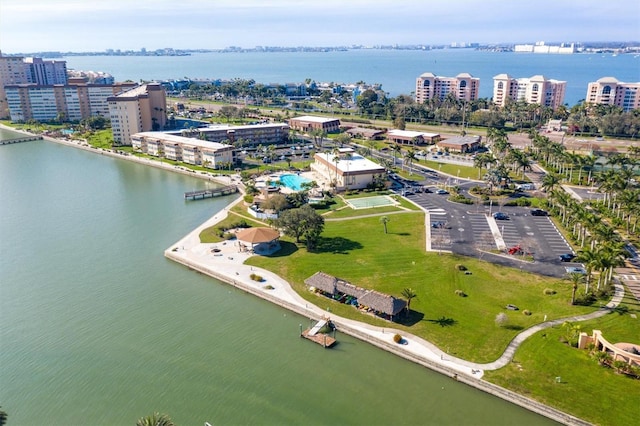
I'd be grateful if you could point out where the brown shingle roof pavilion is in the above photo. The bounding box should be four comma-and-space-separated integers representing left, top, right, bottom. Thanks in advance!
236, 227, 280, 244
304, 271, 337, 294
358, 290, 407, 316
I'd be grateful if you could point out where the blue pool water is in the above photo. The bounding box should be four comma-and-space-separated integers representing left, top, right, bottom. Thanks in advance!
279, 173, 311, 191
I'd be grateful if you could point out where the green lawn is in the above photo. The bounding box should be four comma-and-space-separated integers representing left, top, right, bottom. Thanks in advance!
244, 212, 597, 363
415, 159, 480, 180
484, 294, 640, 425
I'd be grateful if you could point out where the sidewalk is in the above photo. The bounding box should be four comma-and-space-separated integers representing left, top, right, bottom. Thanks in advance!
164, 201, 625, 377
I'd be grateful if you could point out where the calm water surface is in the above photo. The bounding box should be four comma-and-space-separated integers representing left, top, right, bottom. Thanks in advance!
0, 140, 555, 425
62, 49, 640, 105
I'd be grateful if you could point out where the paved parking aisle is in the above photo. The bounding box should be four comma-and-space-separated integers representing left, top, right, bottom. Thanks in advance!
466, 214, 496, 251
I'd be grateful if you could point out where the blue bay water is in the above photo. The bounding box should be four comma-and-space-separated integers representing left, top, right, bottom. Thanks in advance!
0, 140, 555, 425
62, 49, 640, 106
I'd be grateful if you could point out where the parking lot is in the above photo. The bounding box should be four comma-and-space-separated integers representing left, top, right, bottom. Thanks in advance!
403, 186, 578, 277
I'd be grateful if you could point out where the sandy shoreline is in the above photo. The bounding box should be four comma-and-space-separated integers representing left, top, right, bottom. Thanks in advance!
5, 127, 589, 425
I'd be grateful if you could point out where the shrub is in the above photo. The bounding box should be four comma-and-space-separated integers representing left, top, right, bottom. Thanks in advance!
393, 334, 403, 343
456, 264, 467, 271
523, 309, 532, 316
543, 288, 556, 295
455, 289, 467, 297
243, 194, 254, 204
495, 312, 509, 327
250, 273, 263, 282
263, 284, 274, 290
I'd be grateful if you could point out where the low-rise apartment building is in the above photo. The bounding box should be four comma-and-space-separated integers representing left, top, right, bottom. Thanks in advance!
131, 132, 235, 168
585, 77, 640, 112
493, 74, 566, 109
171, 123, 289, 147
415, 73, 479, 104
312, 148, 386, 191
437, 135, 481, 153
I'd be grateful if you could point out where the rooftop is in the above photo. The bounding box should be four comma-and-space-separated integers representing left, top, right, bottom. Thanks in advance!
290, 115, 340, 123
134, 132, 232, 150
315, 152, 385, 174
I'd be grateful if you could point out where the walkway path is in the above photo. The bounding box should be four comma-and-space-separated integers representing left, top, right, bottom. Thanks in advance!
164, 198, 626, 375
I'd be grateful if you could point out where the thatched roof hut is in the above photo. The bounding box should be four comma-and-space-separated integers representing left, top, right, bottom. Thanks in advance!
358, 290, 407, 316
304, 271, 407, 318
304, 271, 338, 294
336, 280, 367, 299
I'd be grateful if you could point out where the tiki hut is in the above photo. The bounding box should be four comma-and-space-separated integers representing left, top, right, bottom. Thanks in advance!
304, 271, 338, 295
358, 290, 407, 320
304, 272, 408, 321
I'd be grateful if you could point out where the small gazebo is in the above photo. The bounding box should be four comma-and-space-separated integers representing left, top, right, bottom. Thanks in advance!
236, 227, 280, 254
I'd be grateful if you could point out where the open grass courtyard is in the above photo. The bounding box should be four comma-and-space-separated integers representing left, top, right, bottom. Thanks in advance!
244, 212, 597, 362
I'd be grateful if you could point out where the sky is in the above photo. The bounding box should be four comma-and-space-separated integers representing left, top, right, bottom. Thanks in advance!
1, 0, 639, 53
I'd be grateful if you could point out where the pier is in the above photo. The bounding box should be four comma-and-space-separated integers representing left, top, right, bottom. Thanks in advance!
0, 135, 42, 146
300, 319, 337, 348
184, 185, 238, 200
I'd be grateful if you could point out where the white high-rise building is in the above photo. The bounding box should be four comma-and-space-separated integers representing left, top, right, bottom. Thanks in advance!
108, 83, 167, 146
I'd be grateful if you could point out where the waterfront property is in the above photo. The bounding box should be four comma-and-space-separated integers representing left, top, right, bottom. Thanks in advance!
131, 132, 234, 168
492, 74, 566, 109
585, 77, 640, 112
415, 72, 480, 104
288, 115, 341, 133
109, 83, 167, 146
311, 148, 386, 191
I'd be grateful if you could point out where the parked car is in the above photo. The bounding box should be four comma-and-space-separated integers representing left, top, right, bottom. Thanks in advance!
559, 253, 576, 262
493, 212, 509, 220
431, 221, 451, 229
531, 209, 548, 216
436, 189, 449, 195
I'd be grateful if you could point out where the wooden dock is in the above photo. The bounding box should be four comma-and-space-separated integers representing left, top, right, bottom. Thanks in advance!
300, 319, 337, 348
184, 185, 237, 200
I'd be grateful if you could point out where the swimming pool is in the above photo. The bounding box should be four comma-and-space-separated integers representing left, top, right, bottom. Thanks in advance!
279, 173, 311, 191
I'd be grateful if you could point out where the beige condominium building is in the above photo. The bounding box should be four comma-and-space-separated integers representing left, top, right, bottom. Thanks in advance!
0, 54, 28, 118
170, 122, 289, 147
131, 132, 234, 169
492, 74, 566, 109
108, 83, 167, 146
312, 148, 385, 191
5, 81, 137, 122
415, 72, 479, 104
585, 77, 640, 112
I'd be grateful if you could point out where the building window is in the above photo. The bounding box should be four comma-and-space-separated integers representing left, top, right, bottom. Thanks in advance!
460, 81, 467, 88
602, 85, 612, 95
497, 82, 503, 90
423, 80, 430, 87
532, 83, 539, 92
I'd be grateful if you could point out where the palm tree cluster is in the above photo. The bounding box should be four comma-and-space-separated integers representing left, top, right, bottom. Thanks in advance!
474, 127, 532, 194
547, 187, 629, 299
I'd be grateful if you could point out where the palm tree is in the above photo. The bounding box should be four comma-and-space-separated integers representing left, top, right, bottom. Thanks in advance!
390, 143, 401, 168
403, 148, 417, 172
380, 216, 390, 234
576, 246, 600, 293
566, 272, 584, 305
473, 152, 496, 179
541, 173, 561, 193
344, 151, 353, 191
136, 413, 175, 426
401, 288, 417, 316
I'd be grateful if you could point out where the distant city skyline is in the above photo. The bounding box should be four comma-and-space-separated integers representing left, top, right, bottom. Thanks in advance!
1, 0, 639, 54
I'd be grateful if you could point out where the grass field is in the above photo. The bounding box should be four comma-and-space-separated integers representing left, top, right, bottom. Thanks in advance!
244, 212, 597, 363
484, 293, 640, 425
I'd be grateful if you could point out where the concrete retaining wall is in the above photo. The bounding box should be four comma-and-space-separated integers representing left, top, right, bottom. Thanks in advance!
165, 250, 591, 426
